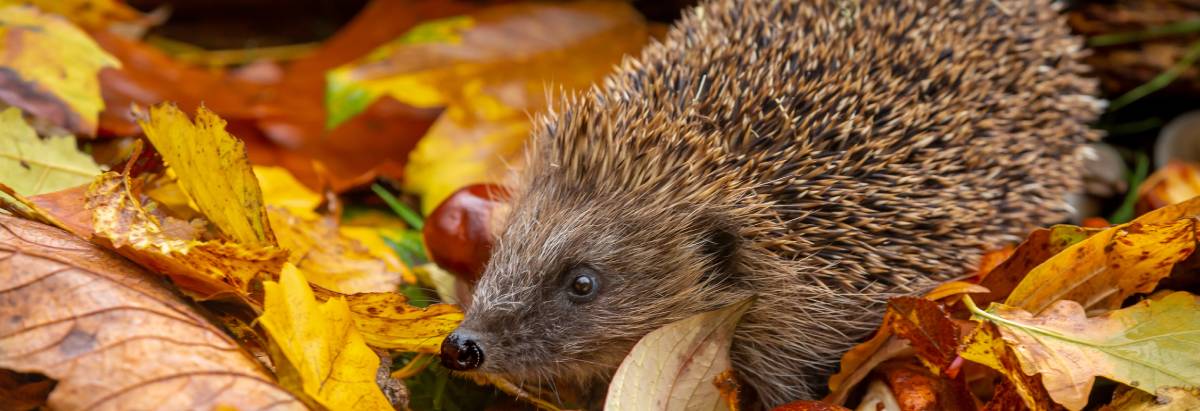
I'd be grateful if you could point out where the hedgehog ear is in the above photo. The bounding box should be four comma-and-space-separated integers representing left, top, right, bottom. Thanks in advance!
700, 224, 741, 286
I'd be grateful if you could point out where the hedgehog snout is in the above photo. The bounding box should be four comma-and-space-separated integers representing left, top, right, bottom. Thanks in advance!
440, 328, 485, 371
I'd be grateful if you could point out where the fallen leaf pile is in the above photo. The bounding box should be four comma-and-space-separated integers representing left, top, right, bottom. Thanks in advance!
2, 1, 1200, 411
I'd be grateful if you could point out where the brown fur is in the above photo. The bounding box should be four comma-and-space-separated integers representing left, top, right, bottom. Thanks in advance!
457, 0, 1101, 407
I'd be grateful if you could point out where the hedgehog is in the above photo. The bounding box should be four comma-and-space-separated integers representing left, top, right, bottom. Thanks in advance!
439, 0, 1101, 407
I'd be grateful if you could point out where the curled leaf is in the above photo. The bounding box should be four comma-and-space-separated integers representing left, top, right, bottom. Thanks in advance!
259, 264, 394, 411
87, 172, 286, 302
605, 298, 753, 411
0, 215, 304, 410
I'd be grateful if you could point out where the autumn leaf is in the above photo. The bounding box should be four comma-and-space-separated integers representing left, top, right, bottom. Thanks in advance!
270, 207, 406, 294
139, 104, 274, 246
87, 172, 286, 302
1, 0, 145, 30
605, 298, 753, 411
1105, 386, 1200, 410
339, 291, 462, 353
885, 297, 960, 374
0, 108, 101, 196
0, 6, 118, 135
326, 1, 650, 211
1136, 161, 1200, 215
959, 321, 1060, 411
771, 401, 851, 411
256, 165, 323, 220
258, 263, 394, 411
0, 215, 304, 410
975, 225, 1100, 307
1004, 218, 1196, 313
965, 293, 1200, 410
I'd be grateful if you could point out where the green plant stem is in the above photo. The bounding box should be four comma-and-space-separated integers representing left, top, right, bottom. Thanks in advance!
371, 183, 424, 230
1089, 19, 1200, 47
1109, 151, 1150, 224
1109, 38, 1200, 112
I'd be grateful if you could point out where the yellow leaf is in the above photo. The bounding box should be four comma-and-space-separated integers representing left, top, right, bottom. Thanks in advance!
966, 293, 1200, 410
139, 104, 274, 245
0, 6, 118, 135
338, 291, 462, 353
86, 172, 286, 302
605, 298, 753, 411
340, 225, 417, 285
1106, 386, 1200, 410
259, 264, 394, 411
1004, 218, 1196, 314
0, 108, 101, 196
959, 321, 1060, 411
269, 207, 405, 294
0, 0, 144, 29
255, 166, 322, 220
326, 1, 651, 212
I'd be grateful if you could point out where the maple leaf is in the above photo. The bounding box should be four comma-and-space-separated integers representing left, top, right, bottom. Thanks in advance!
965, 293, 1200, 411
605, 298, 752, 411
258, 264, 395, 411
0, 6, 118, 135
139, 104, 274, 246
0, 215, 304, 410
0, 108, 101, 196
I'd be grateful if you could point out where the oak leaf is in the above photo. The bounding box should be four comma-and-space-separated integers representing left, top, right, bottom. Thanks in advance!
0, 108, 101, 196
258, 263, 394, 411
0, 214, 304, 410
966, 293, 1200, 410
139, 104, 274, 246
605, 298, 752, 411
0, 6, 118, 135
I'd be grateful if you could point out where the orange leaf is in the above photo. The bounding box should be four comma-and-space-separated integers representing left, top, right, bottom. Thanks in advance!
0, 215, 304, 410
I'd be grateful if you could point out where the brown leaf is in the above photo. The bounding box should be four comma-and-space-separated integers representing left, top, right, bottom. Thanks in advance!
772, 400, 851, 411
976, 225, 1100, 308
0, 215, 304, 410
824, 320, 912, 405
886, 297, 960, 374
878, 361, 978, 411
960, 322, 1061, 411
0, 369, 54, 411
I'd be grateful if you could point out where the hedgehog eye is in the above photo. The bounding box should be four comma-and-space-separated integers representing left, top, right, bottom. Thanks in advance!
564, 266, 599, 302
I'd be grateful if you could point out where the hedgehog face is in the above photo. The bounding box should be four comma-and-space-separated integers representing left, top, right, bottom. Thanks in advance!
440, 185, 746, 387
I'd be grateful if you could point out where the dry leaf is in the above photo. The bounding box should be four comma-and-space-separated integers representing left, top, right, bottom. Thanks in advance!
967, 293, 1200, 410
1103, 386, 1200, 411
976, 225, 1100, 308
0, 214, 304, 410
87, 172, 286, 302
255, 166, 322, 220
259, 264, 394, 410
139, 104, 274, 246
605, 298, 753, 411
959, 321, 1060, 411
886, 297, 960, 374
1136, 162, 1200, 215
340, 291, 463, 354
269, 207, 404, 294
0, 108, 101, 196
772, 400, 852, 411
325, 1, 650, 211
0, 6, 118, 135
1004, 218, 1196, 313
1, 0, 145, 30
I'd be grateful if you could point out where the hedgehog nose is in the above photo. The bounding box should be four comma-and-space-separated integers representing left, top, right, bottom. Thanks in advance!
440, 330, 484, 371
